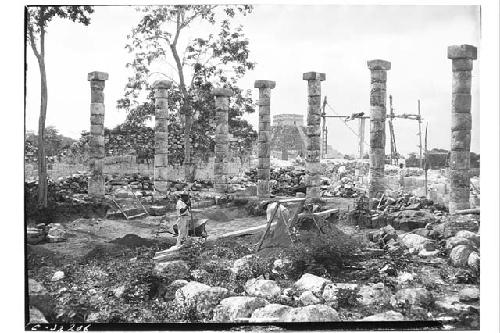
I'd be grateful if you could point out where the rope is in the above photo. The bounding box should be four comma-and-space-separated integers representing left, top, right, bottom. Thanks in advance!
325, 103, 370, 148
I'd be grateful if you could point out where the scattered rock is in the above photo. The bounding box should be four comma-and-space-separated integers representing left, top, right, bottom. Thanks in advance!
281, 304, 339, 322
396, 272, 416, 285
195, 287, 229, 317
175, 281, 212, 307
47, 224, 67, 242
449, 245, 475, 267
294, 273, 332, 296
358, 283, 392, 307
361, 310, 404, 321
458, 287, 480, 302
467, 251, 480, 271
29, 307, 48, 323
154, 260, 190, 279
391, 210, 434, 231
170, 279, 189, 290
112, 285, 126, 298
244, 278, 281, 300
393, 288, 433, 307
250, 304, 292, 322
299, 290, 322, 305
445, 237, 476, 251
213, 296, 268, 322
231, 255, 255, 278
418, 249, 440, 258
51, 271, 65, 282
454, 230, 480, 247
322, 283, 358, 308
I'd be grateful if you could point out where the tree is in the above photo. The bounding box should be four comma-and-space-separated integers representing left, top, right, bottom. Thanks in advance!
118, 5, 257, 182
27, 5, 94, 207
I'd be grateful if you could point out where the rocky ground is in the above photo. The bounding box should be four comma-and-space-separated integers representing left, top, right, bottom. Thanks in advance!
27, 197, 480, 329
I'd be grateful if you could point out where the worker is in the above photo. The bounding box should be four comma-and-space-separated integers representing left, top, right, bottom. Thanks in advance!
398, 163, 406, 190
175, 191, 192, 246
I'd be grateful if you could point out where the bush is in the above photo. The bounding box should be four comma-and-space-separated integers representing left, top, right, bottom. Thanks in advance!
284, 226, 362, 279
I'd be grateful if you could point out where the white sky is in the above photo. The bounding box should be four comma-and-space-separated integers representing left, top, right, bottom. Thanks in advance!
25, 5, 480, 155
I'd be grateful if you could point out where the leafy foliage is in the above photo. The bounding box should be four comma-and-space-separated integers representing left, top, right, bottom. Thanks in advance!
117, 5, 257, 168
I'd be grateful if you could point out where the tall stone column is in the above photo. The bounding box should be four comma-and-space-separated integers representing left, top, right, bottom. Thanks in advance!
152, 80, 172, 192
447, 45, 477, 213
213, 88, 233, 194
303, 72, 325, 200
367, 60, 391, 200
87, 71, 109, 198
255, 80, 276, 198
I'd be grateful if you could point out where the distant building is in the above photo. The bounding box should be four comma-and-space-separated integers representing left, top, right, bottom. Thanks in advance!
271, 114, 306, 160
273, 114, 304, 127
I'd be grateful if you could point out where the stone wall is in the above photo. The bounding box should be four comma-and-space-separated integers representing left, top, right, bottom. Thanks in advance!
25, 155, 255, 182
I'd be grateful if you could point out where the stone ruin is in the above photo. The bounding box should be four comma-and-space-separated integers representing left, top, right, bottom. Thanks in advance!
86, 43, 478, 215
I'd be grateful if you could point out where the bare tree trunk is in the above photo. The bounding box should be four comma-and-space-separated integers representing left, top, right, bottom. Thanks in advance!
32, 26, 48, 208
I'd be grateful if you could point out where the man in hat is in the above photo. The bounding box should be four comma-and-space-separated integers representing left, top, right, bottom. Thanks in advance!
175, 190, 192, 246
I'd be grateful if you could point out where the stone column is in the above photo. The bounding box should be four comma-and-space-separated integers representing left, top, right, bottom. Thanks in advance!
152, 80, 172, 192
303, 72, 325, 200
213, 88, 233, 194
255, 80, 276, 198
367, 60, 391, 200
87, 71, 109, 198
447, 45, 477, 213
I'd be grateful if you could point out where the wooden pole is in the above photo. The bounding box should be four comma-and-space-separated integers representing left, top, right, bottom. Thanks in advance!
418, 100, 423, 169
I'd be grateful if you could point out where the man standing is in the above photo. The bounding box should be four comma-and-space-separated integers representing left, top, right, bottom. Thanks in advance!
175, 191, 192, 246
398, 163, 406, 191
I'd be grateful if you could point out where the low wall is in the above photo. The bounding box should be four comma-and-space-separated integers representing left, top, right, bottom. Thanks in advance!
25, 155, 255, 181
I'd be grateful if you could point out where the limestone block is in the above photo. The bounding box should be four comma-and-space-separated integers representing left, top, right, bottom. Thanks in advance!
370, 70, 387, 82
154, 90, 168, 99
90, 103, 105, 116
154, 154, 168, 167
258, 143, 271, 158
308, 95, 322, 107
215, 98, 230, 109
452, 59, 474, 72
88, 71, 109, 81
449, 151, 470, 170
257, 168, 270, 179
303, 72, 326, 81
447, 45, 477, 60
90, 124, 104, 135
155, 121, 168, 133
367, 59, 391, 70
259, 113, 271, 123
370, 106, 386, 120
258, 97, 271, 106
370, 90, 387, 106
452, 72, 472, 94
451, 113, 472, 131
451, 130, 471, 151
90, 114, 104, 125
156, 108, 168, 119
452, 94, 472, 113
307, 80, 322, 96
259, 158, 271, 169
213, 88, 234, 97
255, 80, 276, 89
257, 181, 270, 197
259, 121, 271, 131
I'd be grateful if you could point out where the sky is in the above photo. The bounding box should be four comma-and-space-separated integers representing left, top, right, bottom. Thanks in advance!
25, 5, 480, 155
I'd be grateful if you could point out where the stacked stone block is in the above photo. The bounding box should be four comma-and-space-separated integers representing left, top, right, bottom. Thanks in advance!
87, 71, 108, 197
152, 80, 172, 192
255, 80, 276, 198
367, 60, 391, 200
213, 88, 233, 194
303, 72, 325, 199
447, 45, 477, 213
